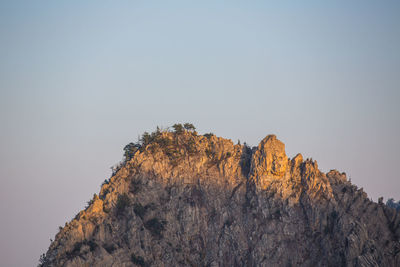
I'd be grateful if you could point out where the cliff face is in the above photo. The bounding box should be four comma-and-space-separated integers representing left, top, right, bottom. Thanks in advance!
41, 130, 400, 267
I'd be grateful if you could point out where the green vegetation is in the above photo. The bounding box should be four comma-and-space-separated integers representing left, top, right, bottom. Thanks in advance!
66, 240, 98, 255
172, 122, 196, 134
205, 150, 233, 166
172, 123, 184, 134
110, 123, 213, 174
205, 147, 222, 166
133, 203, 146, 219
116, 193, 131, 216
130, 177, 142, 194
66, 242, 83, 258
87, 240, 98, 251
131, 253, 146, 266
203, 132, 214, 139
205, 148, 214, 158
138, 123, 198, 163
130, 123, 194, 154
124, 142, 140, 161
103, 243, 116, 254
183, 123, 196, 131
144, 217, 166, 238
185, 137, 197, 155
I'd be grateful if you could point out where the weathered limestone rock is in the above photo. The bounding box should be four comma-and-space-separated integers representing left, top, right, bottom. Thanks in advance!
249, 135, 289, 190
251, 135, 288, 176
40, 130, 400, 267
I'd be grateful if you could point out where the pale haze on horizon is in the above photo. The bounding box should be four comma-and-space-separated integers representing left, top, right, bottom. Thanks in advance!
0, 1, 399, 266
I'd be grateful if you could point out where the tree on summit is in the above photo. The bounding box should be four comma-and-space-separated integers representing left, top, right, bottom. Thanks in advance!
172, 123, 196, 134
183, 123, 196, 131
123, 142, 140, 161
172, 124, 184, 134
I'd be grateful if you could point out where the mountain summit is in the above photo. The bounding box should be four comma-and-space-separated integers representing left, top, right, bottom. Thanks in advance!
40, 125, 400, 266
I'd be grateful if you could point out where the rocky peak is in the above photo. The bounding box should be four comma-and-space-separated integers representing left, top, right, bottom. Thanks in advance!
40, 125, 400, 267
249, 134, 288, 189
124, 130, 247, 186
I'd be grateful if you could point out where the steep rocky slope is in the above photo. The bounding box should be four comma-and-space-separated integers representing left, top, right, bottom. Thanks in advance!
41, 128, 400, 267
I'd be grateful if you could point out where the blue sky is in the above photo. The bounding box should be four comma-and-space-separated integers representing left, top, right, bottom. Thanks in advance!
0, 1, 399, 266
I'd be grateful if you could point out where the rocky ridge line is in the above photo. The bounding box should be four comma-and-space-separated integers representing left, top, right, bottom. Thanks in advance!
41, 128, 400, 267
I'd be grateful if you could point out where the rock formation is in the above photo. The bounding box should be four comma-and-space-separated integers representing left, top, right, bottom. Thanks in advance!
40, 127, 400, 267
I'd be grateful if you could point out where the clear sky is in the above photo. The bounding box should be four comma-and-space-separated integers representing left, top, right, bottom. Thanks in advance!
0, 1, 399, 266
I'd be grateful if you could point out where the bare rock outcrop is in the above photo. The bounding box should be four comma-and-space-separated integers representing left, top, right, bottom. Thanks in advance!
250, 135, 288, 189
40, 128, 400, 267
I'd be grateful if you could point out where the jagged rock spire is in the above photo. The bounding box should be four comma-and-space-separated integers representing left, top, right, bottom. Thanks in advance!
250, 135, 288, 189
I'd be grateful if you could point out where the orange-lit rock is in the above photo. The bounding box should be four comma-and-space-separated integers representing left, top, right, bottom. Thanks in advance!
41, 127, 400, 267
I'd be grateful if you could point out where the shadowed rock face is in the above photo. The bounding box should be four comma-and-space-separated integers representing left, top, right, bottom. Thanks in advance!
41, 131, 400, 267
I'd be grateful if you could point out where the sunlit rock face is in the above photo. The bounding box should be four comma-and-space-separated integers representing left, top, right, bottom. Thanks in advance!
41, 130, 400, 267
250, 134, 288, 189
